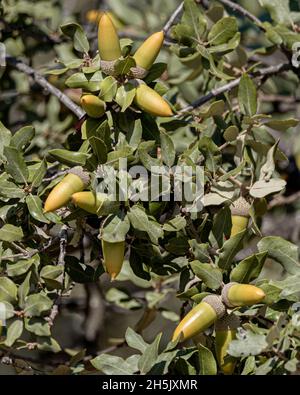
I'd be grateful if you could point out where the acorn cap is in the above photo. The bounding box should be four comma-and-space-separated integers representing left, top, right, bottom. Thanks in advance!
68, 166, 90, 187
202, 295, 226, 319
130, 66, 148, 79
215, 314, 240, 332
100, 60, 118, 76
230, 197, 251, 217
221, 283, 236, 308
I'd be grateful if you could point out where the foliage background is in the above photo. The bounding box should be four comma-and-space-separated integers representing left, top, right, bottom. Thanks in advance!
0, 0, 300, 375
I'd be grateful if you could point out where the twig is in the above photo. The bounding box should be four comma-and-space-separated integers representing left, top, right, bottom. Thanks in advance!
163, 2, 184, 33
268, 191, 300, 209
218, 168, 243, 188
6, 56, 85, 119
58, 225, 68, 266
179, 63, 290, 113
43, 170, 67, 183
217, 0, 265, 30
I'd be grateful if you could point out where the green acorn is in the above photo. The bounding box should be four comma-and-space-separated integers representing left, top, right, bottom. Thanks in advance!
80, 95, 106, 118
230, 197, 251, 237
222, 282, 266, 308
134, 82, 173, 117
44, 167, 90, 213
172, 295, 225, 342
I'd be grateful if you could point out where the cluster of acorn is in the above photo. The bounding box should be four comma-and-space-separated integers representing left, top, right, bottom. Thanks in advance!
173, 283, 266, 374
80, 13, 173, 119
43, 166, 125, 280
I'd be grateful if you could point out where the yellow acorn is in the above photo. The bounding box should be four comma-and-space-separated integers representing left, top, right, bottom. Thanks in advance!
131, 31, 164, 79
215, 314, 240, 375
134, 83, 173, 117
172, 295, 225, 342
101, 239, 126, 280
80, 95, 106, 118
221, 282, 266, 308
71, 191, 105, 214
230, 197, 251, 237
98, 13, 121, 75
86, 10, 123, 29
44, 167, 90, 213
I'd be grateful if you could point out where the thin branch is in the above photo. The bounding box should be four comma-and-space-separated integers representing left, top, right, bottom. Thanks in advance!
6, 56, 85, 119
268, 191, 300, 209
58, 225, 68, 266
217, 0, 265, 30
179, 63, 290, 113
163, 2, 184, 33
218, 168, 243, 188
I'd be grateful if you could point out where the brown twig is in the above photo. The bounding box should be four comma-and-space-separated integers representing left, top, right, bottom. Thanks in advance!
179, 63, 290, 113
163, 2, 184, 34
6, 56, 85, 119
217, 0, 265, 30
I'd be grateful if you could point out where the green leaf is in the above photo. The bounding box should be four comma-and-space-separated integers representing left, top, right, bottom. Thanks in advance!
208, 17, 238, 45
48, 149, 89, 166
144, 63, 167, 84
114, 57, 136, 76
26, 195, 49, 223
160, 130, 175, 167
238, 74, 257, 117
212, 206, 231, 247
0, 121, 11, 162
31, 159, 47, 188
40, 265, 64, 290
91, 354, 137, 375
125, 327, 148, 353
250, 178, 286, 198
188, 241, 211, 262
4, 320, 23, 347
198, 344, 217, 375
258, 237, 300, 275
197, 100, 225, 118
60, 22, 90, 53
230, 251, 268, 283
163, 216, 187, 232
10, 125, 35, 150
138, 333, 162, 374
7, 255, 38, 277
24, 294, 53, 317
190, 261, 223, 290
18, 272, 31, 308
25, 317, 51, 336
126, 119, 142, 150
217, 230, 247, 271
99, 76, 118, 102
0, 277, 18, 303
37, 337, 61, 353
0, 179, 25, 199
228, 330, 268, 357
4, 146, 29, 184
0, 224, 23, 242
65, 71, 102, 91
128, 206, 163, 245
265, 118, 299, 131
89, 136, 107, 163
101, 212, 130, 243
115, 84, 136, 112
65, 256, 103, 283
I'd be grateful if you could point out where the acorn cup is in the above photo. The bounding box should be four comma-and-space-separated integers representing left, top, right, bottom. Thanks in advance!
221, 282, 266, 308
101, 239, 126, 280
80, 95, 106, 118
131, 31, 165, 79
172, 295, 226, 342
215, 314, 240, 375
98, 13, 122, 75
230, 197, 251, 237
44, 167, 90, 213
134, 82, 173, 117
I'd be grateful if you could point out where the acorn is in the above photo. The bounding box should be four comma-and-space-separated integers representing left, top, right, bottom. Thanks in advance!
98, 13, 122, 76
221, 282, 266, 308
72, 191, 105, 214
172, 295, 226, 342
230, 197, 251, 237
44, 167, 90, 213
80, 95, 106, 118
131, 31, 164, 79
215, 314, 240, 375
101, 239, 126, 280
134, 82, 173, 117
